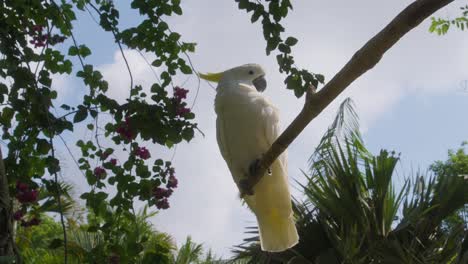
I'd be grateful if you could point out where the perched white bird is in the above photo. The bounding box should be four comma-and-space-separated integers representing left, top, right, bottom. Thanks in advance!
200, 64, 299, 252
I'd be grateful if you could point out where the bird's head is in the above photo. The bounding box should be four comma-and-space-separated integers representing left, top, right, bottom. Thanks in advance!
199, 64, 267, 92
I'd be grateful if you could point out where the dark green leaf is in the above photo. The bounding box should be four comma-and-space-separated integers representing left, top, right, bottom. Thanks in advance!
73, 108, 88, 123
285, 36, 298, 46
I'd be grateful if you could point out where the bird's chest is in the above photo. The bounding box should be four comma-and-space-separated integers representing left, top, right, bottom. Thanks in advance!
215, 91, 268, 166
215, 91, 263, 135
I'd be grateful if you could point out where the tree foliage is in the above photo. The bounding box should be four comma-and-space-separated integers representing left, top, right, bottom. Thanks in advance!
15, 207, 224, 264
1, 0, 198, 261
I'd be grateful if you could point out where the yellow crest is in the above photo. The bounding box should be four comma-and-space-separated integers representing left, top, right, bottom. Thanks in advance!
198, 72, 223, 82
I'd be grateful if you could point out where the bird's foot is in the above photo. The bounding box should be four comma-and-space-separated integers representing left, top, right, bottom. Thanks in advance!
250, 157, 272, 176
239, 179, 254, 197
249, 158, 261, 177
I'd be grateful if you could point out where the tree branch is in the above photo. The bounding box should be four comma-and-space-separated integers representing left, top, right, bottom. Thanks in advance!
242, 0, 455, 196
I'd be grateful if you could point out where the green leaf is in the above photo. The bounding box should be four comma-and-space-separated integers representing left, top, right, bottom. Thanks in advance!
251, 9, 263, 23
316, 74, 325, 84
68, 46, 79, 56
73, 108, 88, 123
180, 65, 192, 74
285, 36, 298, 46
48, 238, 63, 249
79, 45, 92, 58
36, 139, 51, 155
182, 129, 194, 141
278, 43, 291, 53
1, 107, 14, 122
173, 5, 183, 15
60, 104, 71, 110
152, 60, 162, 67
46, 156, 61, 174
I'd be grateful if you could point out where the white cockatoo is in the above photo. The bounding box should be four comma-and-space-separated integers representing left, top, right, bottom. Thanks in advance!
200, 64, 299, 252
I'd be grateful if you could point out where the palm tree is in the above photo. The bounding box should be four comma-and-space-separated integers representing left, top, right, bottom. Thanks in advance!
172, 236, 235, 264
232, 99, 468, 263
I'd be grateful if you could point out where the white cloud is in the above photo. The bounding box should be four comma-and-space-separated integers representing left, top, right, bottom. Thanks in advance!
98, 50, 158, 103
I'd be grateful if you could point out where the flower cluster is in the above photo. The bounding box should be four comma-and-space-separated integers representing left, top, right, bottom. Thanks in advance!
176, 106, 191, 116
28, 25, 65, 48
134, 146, 150, 160
14, 181, 41, 227
152, 166, 178, 210
16, 181, 39, 204
153, 187, 173, 200
94, 166, 107, 179
173, 86, 191, 117
116, 116, 135, 141
13, 210, 24, 221
174, 86, 188, 100
167, 175, 178, 188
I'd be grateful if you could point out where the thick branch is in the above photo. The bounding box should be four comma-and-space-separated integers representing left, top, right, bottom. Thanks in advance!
242, 0, 455, 196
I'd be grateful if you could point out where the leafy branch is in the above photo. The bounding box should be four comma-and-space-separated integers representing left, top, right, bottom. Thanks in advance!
430, 4, 468, 34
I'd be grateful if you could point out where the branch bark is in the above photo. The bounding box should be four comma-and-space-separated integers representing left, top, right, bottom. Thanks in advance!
242, 0, 455, 196
0, 147, 15, 261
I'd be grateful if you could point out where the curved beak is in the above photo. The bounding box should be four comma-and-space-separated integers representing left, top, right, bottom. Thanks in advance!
253, 75, 267, 92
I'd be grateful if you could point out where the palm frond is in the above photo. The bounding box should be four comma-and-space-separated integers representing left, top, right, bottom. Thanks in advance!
173, 236, 204, 264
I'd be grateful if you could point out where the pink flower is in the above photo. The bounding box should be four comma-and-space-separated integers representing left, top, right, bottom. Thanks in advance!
110, 158, 117, 166
174, 86, 189, 101
135, 147, 150, 160
167, 175, 178, 189
32, 25, 43, 32
176, 106, 191, 117
169, 167, 175, 177
153, 187, 173, 200
94, 167, 106, 179
16, 189, 38, 204
156, 198, 170, 210
116, 125, 134, 141
13, 210, 24, 221
16, 181, 29, 192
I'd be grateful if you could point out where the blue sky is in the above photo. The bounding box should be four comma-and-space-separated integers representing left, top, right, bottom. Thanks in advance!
50, 0, 468, 257
365, 91, 468, 172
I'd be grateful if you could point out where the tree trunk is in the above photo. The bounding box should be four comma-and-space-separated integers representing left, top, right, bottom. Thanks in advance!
0, 147, 16, 262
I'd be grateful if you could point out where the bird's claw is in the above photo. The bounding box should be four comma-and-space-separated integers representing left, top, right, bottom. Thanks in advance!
249, 158, 261, 177
239, 179, 254, 196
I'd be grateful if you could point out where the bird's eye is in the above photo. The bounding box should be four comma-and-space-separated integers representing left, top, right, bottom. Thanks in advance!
248, 70, 254, 75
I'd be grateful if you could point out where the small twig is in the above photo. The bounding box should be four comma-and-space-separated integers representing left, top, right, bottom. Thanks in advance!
58, 135, 86, 178
49, 138, 68, 263
88, 3, 134, 99
136, 49, 161, 84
